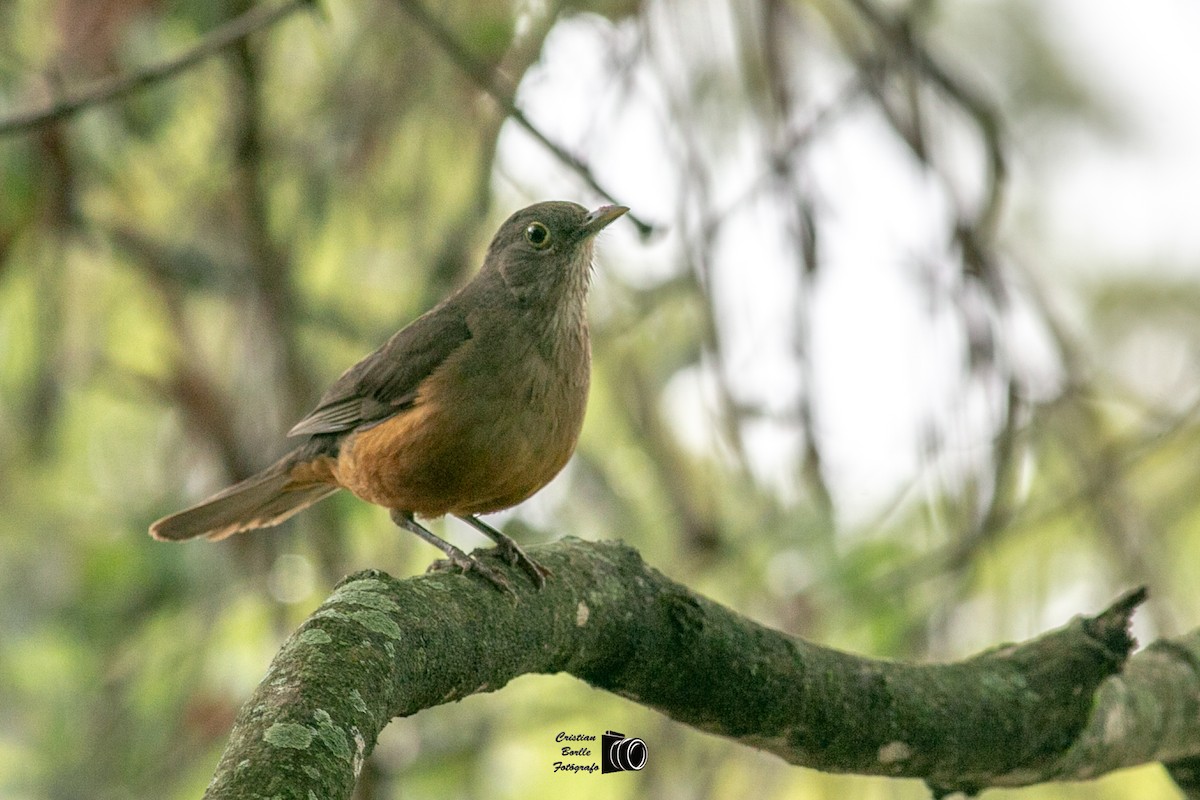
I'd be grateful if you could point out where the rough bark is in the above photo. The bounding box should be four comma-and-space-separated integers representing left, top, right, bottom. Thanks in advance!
201, 539, 1199, 799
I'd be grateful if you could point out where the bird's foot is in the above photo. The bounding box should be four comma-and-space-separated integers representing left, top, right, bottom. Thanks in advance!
490, 536, 549, 589
392, 509, 514, 595
425, 550, 513, 595
456, 515, 550, 589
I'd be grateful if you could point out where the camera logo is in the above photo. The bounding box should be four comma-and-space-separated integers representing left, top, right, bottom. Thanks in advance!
601, 730, 647, 773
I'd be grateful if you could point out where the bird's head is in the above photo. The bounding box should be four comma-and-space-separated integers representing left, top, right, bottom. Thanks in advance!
485, 201, 628, 306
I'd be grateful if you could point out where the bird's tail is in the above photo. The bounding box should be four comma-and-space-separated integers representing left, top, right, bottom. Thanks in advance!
149, 450, 339, 542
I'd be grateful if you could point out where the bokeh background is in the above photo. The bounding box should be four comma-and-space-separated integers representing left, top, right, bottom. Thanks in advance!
2, 0, 1198, 797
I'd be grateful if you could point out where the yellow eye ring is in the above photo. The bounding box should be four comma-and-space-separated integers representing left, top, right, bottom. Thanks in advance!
524, 222, 551, 249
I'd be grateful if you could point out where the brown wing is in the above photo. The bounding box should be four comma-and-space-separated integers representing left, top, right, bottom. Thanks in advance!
288, 300, 472, 437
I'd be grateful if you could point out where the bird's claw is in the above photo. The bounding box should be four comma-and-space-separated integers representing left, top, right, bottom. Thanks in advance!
491, 537, 550, 589
426, 550, 514, 595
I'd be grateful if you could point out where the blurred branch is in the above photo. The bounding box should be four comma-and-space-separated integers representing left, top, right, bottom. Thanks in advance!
666, 94, 751, 470
201, 542, 1196, 799
888, 387, 1200, 598
223, 29, 347, 580
109, 225, 248, 292
1169, 755, 1200, 800
126, 360, 257, 482
618, 355, 721, 553
700, 73, 865, 232
761, 0, 835, 523
942, 377, 1022, 573
227, 35, 316, 416
1050, 395, 1177, 631
830, 0, 1024, 569
391, 0, 657, 237
419, 1, 567, 304
844, 0, 1007, 234
107, 224, 374, 343
0, 0, 313, 137
23, 124, 77, 457
1008, 262, 1178, 631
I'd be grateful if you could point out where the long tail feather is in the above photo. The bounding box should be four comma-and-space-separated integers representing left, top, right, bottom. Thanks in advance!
150, 456, 338, 542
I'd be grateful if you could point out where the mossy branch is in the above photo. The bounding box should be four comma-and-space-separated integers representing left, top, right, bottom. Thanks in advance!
201, 539, 1199, 799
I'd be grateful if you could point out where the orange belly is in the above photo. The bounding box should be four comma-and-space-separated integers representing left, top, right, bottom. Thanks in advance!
330, 395, 581, 517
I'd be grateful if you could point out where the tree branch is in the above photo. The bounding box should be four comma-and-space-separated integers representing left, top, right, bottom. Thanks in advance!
201, 540, 1196, 799
0, 0, 313, 137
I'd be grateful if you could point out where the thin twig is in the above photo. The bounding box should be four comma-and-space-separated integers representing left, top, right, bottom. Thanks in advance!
391, 0, 656, 237
0, 0, 313, 136
843, 0, 1007, 235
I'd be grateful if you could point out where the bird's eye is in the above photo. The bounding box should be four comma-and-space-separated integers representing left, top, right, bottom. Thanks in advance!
524, 222, 551, 249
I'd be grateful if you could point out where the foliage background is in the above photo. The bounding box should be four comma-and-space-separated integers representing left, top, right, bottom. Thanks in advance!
1, 0, 1197, 798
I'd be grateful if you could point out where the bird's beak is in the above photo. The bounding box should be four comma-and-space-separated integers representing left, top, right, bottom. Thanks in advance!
581, 205, 629, 237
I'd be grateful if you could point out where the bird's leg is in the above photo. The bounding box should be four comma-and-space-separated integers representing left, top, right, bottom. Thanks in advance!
390, 509, 512, 594
456, 514, 549, 589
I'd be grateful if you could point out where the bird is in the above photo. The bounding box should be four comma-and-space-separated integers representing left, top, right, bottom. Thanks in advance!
150, 200, 628, 591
